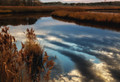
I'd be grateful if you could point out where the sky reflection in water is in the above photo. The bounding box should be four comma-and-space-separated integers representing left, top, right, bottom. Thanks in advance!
8, 17, 120, 82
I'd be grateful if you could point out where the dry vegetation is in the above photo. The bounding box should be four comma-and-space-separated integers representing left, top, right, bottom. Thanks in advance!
0, 6, 59, 13
0, 6, 120, 13
0, 27, 54, 82
0, 6, 120, 25
52, 10, 120, 25
1, 6, 119, 25
59, 6, 120, 12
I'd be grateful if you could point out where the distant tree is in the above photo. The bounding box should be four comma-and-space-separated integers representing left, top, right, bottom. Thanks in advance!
0, 0, 41, 6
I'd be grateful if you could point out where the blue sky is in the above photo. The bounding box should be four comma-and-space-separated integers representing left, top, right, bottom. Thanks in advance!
41, 0, 120, 3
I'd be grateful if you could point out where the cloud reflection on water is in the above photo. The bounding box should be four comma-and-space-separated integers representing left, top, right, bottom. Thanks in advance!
8, 17, 120, 82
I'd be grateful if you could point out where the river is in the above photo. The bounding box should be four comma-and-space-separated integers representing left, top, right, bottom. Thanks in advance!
1, 14, 120, 82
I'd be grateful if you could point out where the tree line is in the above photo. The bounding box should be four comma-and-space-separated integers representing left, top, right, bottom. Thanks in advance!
0, 0, 41, 6
42, 1, 120, 6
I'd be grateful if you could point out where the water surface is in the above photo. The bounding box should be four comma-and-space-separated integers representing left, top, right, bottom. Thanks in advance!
2, 15, 120, 82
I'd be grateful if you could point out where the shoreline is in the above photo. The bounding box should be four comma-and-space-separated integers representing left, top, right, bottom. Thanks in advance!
0, 6, 120, 31
51, 11, 120, 31
52, 15, 120, 32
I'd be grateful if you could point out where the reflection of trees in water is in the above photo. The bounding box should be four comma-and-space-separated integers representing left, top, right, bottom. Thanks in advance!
0, 17, 37, 26
0, 13, 50, 26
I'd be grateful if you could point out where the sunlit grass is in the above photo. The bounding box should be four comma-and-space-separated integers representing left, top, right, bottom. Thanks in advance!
52, 10, 120, 24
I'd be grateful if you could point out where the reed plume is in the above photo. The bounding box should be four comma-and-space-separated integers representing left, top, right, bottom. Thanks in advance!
0, 27, 54, 82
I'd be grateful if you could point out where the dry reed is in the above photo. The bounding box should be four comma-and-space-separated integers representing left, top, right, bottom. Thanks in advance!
52, 10, 120, 24
0, 27, 54, 82
0, 6, 120, 13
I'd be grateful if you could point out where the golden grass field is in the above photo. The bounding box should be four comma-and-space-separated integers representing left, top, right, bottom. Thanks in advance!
0, 6, 120, 13
52, 10, 120, 24
0, 6, 58, 13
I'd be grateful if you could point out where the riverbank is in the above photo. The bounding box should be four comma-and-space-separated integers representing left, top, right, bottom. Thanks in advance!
51, 11, 120, 28
0, 13, 50, 26
0, 6, 120, 29
0, 6, 120, 14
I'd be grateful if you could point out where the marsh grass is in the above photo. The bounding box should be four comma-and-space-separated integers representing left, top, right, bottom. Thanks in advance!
0, 26, 24, 82
0, 27, 54, 82
0, 6, 58, 13
0, 6, 120, 14
52, 10, 120, 25
24, 28, 54, 81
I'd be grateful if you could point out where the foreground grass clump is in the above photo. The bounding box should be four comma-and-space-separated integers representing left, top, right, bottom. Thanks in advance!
52, 10, 120, 25
24, 28, 54, 81
0, 27, 54, 82
0, 26, 23, 82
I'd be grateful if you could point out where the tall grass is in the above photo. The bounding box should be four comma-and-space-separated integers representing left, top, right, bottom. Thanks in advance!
52, 10, 120, 25
0, 6, 120, 13
0, 27, 54, 82
0, 6, 58, 13
0, 26, 23, 82
24, 28, 54, 81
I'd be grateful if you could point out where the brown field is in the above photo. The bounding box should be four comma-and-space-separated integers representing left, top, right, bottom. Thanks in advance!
0, 6, 120, 13
52, 10, 120, 26
0, 6, 58, 13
